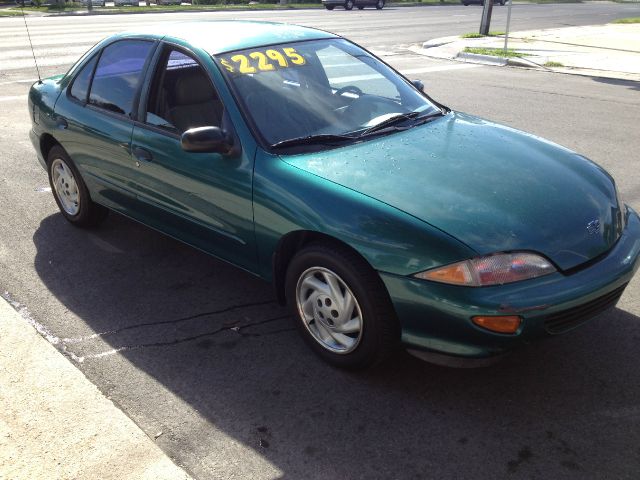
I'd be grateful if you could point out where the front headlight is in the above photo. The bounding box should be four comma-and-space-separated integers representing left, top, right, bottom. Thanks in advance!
414, 252, 556, 287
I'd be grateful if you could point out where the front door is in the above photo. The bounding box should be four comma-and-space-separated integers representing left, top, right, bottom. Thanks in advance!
129, 47, 257, 271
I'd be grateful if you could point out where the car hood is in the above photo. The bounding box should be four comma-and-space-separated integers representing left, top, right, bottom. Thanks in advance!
280, 112, 623, 271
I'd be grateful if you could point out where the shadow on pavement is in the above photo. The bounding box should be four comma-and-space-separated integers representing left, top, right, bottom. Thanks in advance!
33, 212, 640, 479
592, 76, 640, 92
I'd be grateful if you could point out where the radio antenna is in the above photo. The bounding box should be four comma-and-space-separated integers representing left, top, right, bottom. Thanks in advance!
20, 3, 42, 84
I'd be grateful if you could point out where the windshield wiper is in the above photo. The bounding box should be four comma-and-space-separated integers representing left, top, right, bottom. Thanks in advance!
270, 133, 358, 150
358, 111, 421, 136
359, 110, 445, 137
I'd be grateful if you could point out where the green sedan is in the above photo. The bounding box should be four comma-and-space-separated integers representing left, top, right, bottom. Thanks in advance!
28, 21, 640, 369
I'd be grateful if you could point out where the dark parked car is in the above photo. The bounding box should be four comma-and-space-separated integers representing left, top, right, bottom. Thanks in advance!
322, 0, 384, 10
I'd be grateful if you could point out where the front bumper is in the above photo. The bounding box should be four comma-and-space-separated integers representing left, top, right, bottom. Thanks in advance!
382, 207, 640, 358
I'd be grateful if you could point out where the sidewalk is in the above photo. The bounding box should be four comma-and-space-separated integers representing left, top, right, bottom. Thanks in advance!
417, 23, 640, 81
0, 297, 192, 480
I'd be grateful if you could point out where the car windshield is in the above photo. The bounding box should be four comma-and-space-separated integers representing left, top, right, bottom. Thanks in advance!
214, 39, 440, 148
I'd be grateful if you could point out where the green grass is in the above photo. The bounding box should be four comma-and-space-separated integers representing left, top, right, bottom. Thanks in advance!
461, 31, 505, 39
16, 2, 323, 12
544, 61, 564, 67
612, 17, 640, 24
463, 47, 528, 58
102, 3, 321, 12
20, 3, 86, 11
0, 9, 23, 14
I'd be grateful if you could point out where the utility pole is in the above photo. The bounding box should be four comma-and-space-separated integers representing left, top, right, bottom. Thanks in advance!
503, 0, 513, 52
479, 1, 493, 36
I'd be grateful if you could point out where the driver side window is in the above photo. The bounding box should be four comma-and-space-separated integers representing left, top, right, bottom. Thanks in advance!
146, 49, 223, 134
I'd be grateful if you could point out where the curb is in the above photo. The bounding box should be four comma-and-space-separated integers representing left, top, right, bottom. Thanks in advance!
456, 52, 507, 66
506, 56, 542, 68
421, 25, 640, 80
0, 296, 193, 480
422, 36, 459, 49
455, 52, 543, 69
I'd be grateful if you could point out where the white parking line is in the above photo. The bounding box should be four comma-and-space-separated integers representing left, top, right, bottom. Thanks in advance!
0, 79, 37, 86
0, 95, 27, 102
0, 64, 481, 102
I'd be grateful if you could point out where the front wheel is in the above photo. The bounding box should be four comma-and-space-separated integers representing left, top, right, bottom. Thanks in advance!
285, 243, 399, 369
47, 146, 108, 227
325, 4, 334, 9
344, 0, 354, 9
375, 0, 384, 8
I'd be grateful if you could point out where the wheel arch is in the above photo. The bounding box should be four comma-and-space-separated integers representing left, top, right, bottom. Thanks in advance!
272, 230, 377, 306
40, 133, 62, 164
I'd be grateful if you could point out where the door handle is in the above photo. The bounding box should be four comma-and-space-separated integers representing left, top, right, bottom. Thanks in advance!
132, 146, 153, 163
55, 116, 68, 130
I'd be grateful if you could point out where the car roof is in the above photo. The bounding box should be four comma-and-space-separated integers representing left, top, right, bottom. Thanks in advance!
123, 20, 339, 55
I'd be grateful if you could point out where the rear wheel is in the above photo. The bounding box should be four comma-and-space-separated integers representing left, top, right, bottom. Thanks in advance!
325, 4, 334, 9
344, 0, 354, 9
285, 243, 399, 369
47, 146, 108, 227
357, 5, 364, 9
375, 0, 384, 8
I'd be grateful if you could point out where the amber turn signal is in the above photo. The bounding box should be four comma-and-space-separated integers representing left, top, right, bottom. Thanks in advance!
472, 315, 522, 334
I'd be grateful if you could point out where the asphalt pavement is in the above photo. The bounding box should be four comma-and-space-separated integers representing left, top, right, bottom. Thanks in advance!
1, 4, 640, 479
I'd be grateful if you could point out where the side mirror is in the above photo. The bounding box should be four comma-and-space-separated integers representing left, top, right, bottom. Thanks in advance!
181, 126, 234, 154
412, 80, 425, 92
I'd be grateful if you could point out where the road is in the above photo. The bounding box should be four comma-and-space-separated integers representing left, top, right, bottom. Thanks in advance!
1, 3, 640, 479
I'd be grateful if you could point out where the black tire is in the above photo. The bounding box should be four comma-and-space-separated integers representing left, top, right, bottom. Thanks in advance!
499, 0, 505, 4
47, 145, 108, 228
325, 4, 334, 9
344, 0, 354, 10
357, 5, 364, 9
285, 243, 400, 369
375, 0, 384, 9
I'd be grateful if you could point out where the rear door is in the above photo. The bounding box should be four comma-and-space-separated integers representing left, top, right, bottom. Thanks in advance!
54, 39, 156, 213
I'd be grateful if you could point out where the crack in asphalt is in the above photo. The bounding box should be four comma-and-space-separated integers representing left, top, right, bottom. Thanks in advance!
86, 314, 292, 360
62, 299, 279, 343
2, 289, 290, 362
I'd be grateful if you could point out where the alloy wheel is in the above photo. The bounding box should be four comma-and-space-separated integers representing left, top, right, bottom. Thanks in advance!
51, 158, 80, 216
295, 267, 363, 354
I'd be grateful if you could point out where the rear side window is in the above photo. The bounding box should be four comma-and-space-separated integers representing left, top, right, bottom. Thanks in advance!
69, 55, 97, 103
89, 40, 154, 117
